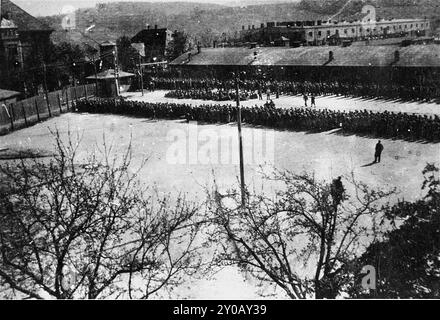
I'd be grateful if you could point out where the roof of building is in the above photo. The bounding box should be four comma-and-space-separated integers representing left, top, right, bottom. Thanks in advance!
1, 0, 52, 32
86, 69, 135, 80
131, 28, 172, 42
170, 45, 440, 68
0, 88, 20, 101
100, 40, 116, 47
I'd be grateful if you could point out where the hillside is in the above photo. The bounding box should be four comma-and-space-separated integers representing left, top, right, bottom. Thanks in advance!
39, 0, 440, 47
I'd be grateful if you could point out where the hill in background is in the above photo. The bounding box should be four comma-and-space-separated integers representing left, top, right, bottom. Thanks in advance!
38, 0, 440, 48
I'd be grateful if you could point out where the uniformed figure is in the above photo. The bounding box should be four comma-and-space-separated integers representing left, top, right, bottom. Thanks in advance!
330, 176, 345, 208
374, 140, 384, 163
311, 95, 316, 107
303, 94, 308, 107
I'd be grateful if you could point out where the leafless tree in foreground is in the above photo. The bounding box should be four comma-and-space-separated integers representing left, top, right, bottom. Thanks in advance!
0, 129, 203, 299
207, 169, 395, 299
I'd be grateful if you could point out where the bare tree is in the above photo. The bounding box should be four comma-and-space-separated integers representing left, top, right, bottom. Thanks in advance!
206, 169, 394, 299
0, 129, 203, 299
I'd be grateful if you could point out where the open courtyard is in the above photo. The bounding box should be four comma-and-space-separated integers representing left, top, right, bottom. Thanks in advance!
1, 96, 439, 298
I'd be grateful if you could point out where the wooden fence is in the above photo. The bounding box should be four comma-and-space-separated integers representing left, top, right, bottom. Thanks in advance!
0, 84, 96, 135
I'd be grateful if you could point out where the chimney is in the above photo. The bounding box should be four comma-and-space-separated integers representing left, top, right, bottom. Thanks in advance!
147, 24, 150, 30
329, 51, 334, 61
394, 50, 400, 62
252, 25, 255, 29
242, 25, 245, 30
154, 25, 157, 29
188, 52, 192, 61
248, 25, 251, 30
197, 42, 201, 53
260, 23, 264, 28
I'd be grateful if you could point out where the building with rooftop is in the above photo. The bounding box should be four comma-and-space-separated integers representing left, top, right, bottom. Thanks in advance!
170, 45, 440, 94
0, 0, 53, 91
241, 5, 431, 46
131, 25, 174, 62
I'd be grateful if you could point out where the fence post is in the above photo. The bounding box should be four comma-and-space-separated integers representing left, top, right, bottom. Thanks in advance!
84, 85, 88, 100
46, 94, 52, 118
21, 103, 28, 127
8, 105, 14, 131
34, 99, 40, 121
65, 89, 69, 111
74, 86, 78, 102
57, 93, 62, 113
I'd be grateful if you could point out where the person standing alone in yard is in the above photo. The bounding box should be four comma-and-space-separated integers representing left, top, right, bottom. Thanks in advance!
311, 95, 316, 107
374, 140, 384, 163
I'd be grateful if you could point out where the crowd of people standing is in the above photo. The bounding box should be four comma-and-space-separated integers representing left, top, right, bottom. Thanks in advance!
75, 99, 440, 142
151, 77, 439, 103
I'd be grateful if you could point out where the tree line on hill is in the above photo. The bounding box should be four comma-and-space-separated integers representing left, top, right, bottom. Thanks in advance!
37, 0, 440, 49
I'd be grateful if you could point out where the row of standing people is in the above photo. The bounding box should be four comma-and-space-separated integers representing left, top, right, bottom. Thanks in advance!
75, 99, 440, 142
151, 77, 439, 102
164, 89, 258, 101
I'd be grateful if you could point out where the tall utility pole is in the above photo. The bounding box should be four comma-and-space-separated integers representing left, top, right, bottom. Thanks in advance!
90, 55, 99, 96
17, 42, 28, 98
234, 71, 246, 207
139, 54, 144, 96
113, 48, 120, 97
42, 61, 51, 116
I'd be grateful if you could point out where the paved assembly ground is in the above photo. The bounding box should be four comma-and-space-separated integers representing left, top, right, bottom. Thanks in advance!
122, 90, 440, 116
2, 88, 440, 298
1, 110, 439, 298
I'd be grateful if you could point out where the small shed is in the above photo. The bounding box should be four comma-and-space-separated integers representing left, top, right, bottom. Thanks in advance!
86, 69, 135, 97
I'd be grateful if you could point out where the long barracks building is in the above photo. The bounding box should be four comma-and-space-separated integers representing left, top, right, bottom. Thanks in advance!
170, 45, 440, 95
241, 5, 431, 46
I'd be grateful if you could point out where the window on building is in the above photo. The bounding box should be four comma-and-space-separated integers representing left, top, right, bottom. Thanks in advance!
309, 31, 313, 37
318, 31, 322, 37
352, 28, 355, 33
327, 30, 331, 36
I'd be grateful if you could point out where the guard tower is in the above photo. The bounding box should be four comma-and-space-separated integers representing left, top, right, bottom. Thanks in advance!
99, 40, 117, 70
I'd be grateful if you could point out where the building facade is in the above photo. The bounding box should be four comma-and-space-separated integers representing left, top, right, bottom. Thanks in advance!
131, 25, 174, 62
0, 15, 19, 77
0, 0, 53, 92
241, 5, 431, 46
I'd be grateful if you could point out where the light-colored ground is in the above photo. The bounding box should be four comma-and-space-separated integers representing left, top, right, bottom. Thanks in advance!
2, 113, 438, 201
122, 90, 440, 116
1, 112, 439, 299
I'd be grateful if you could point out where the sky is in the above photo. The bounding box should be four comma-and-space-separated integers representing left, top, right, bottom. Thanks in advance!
13, 0, 299, 17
